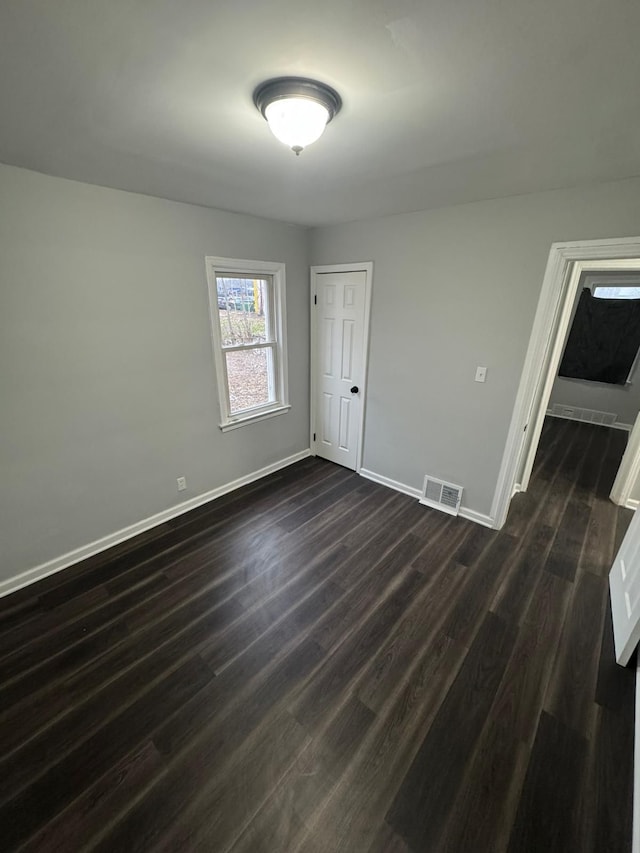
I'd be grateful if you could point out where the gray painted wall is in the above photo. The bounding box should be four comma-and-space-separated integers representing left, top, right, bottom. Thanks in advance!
549, 377, 640, 427
311, 178, 640, 517
4, 163, 640, 588
0, 164, 310, 583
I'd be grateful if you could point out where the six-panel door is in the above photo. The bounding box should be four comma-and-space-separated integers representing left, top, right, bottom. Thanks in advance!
313, 271, 367, 470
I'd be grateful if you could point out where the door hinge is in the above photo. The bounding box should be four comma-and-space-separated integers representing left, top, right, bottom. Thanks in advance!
313, 432, 316, 442
314, 294, 317, 305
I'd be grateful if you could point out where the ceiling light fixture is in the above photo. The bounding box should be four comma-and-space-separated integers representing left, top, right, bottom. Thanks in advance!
253, 77, 342, 156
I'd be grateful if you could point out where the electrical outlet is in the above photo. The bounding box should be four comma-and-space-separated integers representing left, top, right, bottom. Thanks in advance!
177, 476, 187, 491
475, 366, 487, 383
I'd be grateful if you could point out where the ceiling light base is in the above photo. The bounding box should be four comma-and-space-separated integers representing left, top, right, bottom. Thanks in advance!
253, 77, 342, 155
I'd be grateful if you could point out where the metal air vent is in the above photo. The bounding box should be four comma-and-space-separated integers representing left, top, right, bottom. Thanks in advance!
420, 476, 463, 516
550, 404, 616, 426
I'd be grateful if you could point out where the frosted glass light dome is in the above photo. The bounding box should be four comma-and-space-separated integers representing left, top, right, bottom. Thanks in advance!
254, 78, 342, 156
264, 97, 329, 154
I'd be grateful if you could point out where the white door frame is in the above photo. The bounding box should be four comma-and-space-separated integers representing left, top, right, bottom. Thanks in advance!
491, 236, 640, 530
310, 262, 373, 472
612, 412, 640, 510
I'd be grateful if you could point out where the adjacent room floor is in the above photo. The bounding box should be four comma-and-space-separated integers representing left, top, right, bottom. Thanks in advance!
0, 417, 635, 852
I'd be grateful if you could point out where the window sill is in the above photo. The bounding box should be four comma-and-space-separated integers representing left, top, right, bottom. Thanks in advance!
219, 404, 291, 432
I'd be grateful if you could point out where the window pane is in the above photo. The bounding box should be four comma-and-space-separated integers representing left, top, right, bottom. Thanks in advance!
593, 286, 640, 299
216, 277, 270, 346
226, 347, 274, 413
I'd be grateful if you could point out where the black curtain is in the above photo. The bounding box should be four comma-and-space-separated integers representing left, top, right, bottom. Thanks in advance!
558, 288, 640, 384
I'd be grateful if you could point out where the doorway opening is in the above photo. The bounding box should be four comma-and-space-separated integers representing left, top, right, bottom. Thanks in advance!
492, 237, 640, 529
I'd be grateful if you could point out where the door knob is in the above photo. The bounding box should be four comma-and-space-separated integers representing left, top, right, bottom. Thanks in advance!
350, 385, 359, 394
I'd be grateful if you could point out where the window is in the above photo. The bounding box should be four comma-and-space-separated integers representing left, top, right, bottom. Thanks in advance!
205, 257, 289, 431
593, 285, 640, 299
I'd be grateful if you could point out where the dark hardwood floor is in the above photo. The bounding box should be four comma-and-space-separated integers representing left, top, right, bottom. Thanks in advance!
0, 417, 635, 852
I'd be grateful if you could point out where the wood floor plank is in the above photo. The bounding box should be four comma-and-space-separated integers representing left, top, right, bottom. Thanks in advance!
581, 494, 618, 577
227, 735, 338, 853
595, 596, 636, 712
453, 523, 497, 567
292, 631, 467, 853
589, 704, 635, 853
0, 464, 347, 674
0, 592, 244, 759
544, 498, 592, 582
151, 710, 310, 852
357, 558, 462, 713
506, 711, 588, 853
0, 459, 339, 656
292, 563, 426, 734
92, 651, 321, 852
597, 428, 629, 499
0, 483, 378, 749
204, 545, 350, 674
491, 519, 555, 625
0, 656, 214, 849
0, 595, 241, 801
155, 633, 326, 760
1, 457, 325, 614
411, 517, 479, 575
438, 570, 572, 853
0, 419, 633, 852
309, 529, 429, 653
386, 612, 518, 852
18, 740, 166, 853
544, 570, 609, 739
575, 423, 611, 502
232, 692, 381, 853
440, 531, 518, 645
226, 773, 317, 853
501, 490, 535, 537
365, 822, 412, 853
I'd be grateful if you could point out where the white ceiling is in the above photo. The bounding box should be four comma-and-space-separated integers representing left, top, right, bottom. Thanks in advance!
1, 0, 640, 227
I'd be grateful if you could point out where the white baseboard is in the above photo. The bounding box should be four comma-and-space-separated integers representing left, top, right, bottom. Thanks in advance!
627, 498, 640, 511
359, 467, 422, 500
359, 467, 495, 529
546, 410, 632, 432
0, 449, 311, 599
458, 506, 495, 528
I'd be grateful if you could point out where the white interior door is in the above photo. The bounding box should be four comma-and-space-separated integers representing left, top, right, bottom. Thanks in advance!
611, 412, 640, 508
610, 506, 640, 665
312, 268, 369, 470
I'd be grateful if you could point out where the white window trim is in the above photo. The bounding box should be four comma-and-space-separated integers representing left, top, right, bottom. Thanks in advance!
205, 256, 290, 431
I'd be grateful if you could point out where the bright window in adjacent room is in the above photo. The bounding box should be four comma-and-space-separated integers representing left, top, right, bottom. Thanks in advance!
593, 285, 640, 299
205, 257, 289, 431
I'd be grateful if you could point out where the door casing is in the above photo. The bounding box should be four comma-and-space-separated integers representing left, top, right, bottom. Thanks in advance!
491, 237, 640, 529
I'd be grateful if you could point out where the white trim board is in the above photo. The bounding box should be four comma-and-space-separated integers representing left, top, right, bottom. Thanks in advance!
612, 414, 640, 509
359, 467, 422, 500
0, 449, 311, 599
359, 467, 495, 528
